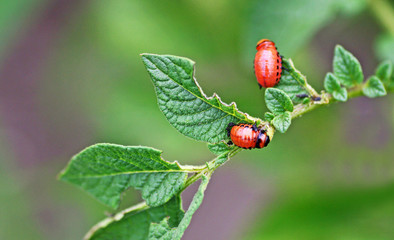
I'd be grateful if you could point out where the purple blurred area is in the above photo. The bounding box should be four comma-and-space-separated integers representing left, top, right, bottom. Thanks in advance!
0, 1, 393, 240
0, 0, 91, 166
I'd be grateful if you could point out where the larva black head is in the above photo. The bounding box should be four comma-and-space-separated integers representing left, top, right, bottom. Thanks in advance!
255, 130, 270, 149
264, 134, 270, 147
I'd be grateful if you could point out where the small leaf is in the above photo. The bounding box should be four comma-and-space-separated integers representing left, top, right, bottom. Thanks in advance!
207, 142, 232, 156
275, 71, 308, 104
362, 76, 387, 98
264, 112, 275, 122
324, 72, 341, 93
141, 54, 255, 143
333, 45, 364, 87
324, 73, 348, 102
149, 175, 210, 240
272, 111, 292, 133
332, 88, 348, 102
281, 59, 307, 86
59, 144, 187, 208
265, 88, 294, 115
375, 60, 393, 84
85, 196, 184, 240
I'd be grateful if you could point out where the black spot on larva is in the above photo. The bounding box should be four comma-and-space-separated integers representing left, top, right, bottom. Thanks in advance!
264, 135, 270, 147
277, 66, 279, 69
276, 72, 279, 76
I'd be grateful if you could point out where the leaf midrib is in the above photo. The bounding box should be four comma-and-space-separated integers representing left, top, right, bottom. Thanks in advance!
145, 56, 248, 122
337, 48, 360, 84
62, 169, 190, 180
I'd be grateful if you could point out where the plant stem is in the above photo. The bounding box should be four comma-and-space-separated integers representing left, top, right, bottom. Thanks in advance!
181, 147, 242, 190
180, 164, 208, 172
304, 82, 320, 98
84, 201, 148, 240
291, 85, 364, 120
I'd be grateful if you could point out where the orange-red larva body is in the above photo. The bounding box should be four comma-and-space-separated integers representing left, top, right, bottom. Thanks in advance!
254, 39, 282, 88
227, 123, 270, 149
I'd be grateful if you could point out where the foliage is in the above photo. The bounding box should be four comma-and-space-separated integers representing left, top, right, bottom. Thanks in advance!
333, 45, 364, 87
58, 144, 187, 208
59, 44, 392, 239
324, 73, 348, 102
140, 54, 257, 143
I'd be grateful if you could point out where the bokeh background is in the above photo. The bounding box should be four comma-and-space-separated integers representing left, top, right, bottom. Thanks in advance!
1, 0, 393, 239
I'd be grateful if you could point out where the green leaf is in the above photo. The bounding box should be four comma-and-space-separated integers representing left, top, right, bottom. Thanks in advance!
85, 196, 184, 240
265, 88, 294, 115
333, 45, 364, 87
58, 144, 187, 208
141, 54, 254, 143
362, 76, 387, 98
324, 72, 341, 93
149, 175, 210, 240
281, 59, 307, 86
375, 60, 393, 84
207, 142, 232, 156
324, 73, 348, 102
272, 111, 292, 133
332, 88, 348, 102
264, 112, 275, 122
275, 61, 308, 104
149, 218, 173, 240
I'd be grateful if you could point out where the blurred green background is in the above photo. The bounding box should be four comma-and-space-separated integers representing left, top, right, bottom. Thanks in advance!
0, 0, 393, 239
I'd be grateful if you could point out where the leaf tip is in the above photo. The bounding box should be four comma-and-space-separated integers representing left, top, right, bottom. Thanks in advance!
334, 44, 344, 51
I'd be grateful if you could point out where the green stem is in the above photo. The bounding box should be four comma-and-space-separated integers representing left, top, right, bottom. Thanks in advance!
304, 82, 320, 98
180, 164, 208, 172
183, 172, 204, 190
291, 100, 323, 119
368, 0, 394, 36
84, 201, 149, 240
291, 84, 364, 120
181, 147, 242, 190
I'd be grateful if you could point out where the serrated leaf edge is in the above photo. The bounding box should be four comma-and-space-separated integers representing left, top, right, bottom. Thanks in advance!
141, 53, 257, 124
58, 143, 184, 180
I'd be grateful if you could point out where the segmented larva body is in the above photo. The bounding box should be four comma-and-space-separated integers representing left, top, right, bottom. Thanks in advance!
227, 123, 270, 149
254, 39, 282, 88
